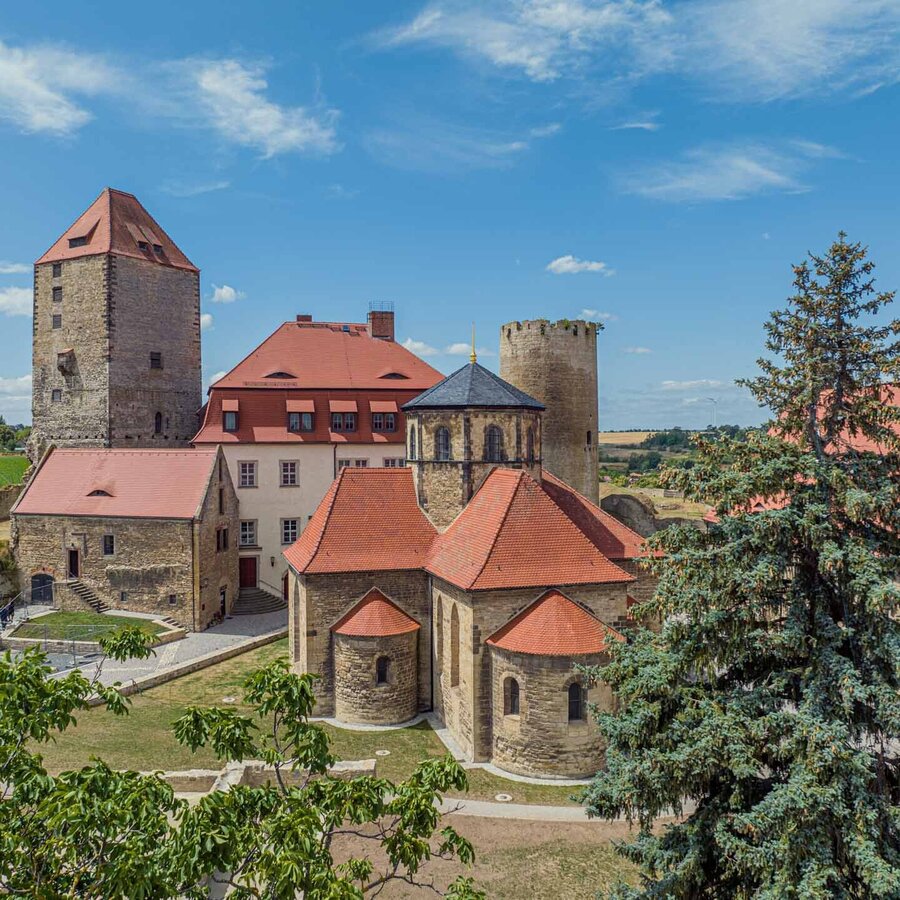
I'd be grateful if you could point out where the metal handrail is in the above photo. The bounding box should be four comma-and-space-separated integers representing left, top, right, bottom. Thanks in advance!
256, 577, 285, 598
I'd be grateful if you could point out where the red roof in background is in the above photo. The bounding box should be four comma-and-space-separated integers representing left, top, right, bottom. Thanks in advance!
486, 590, 625, 656
209, 320, 442, 391
427, 468, 634, 590
193, 389, 418, 445
36, 188, 197, 272
283, 468, 437, 574
331, 588, 420, 637
540, 471, 655, 559
13, 448, 217, 519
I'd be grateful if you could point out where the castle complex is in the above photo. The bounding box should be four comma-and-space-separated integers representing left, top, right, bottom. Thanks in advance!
11, 188, 653, 779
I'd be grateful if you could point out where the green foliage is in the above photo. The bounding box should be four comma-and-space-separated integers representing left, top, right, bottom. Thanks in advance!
640, 428, 693, 450
0, 454, 28, 487
584, 234, 900, 898
0, 639, 484, 898
626, 451, 663, 473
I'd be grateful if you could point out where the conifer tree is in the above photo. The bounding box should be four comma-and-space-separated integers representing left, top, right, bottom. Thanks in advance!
584, 233, 900, 898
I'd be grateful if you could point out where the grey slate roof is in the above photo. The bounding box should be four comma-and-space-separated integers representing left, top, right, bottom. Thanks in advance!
402, 362, 545, 411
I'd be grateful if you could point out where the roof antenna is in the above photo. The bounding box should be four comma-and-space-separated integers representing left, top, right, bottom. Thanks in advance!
470, 322, 477, 364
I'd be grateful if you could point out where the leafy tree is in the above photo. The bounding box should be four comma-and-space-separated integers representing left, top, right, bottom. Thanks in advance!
1, 632, 484, 898
627, 451, 663, 473
584, 233, 900, 897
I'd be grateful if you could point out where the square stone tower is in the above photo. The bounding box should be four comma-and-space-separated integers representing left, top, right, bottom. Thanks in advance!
30, 189, 201, 459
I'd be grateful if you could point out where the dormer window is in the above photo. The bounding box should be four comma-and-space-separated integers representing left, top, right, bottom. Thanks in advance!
379, 372, 409, 380
137, 240, 150, 252
224, 411, 239, 432
153, 244, 164, 256
88, 489, 112, 497
266, 372, 296, 379
68, 236, 88, 248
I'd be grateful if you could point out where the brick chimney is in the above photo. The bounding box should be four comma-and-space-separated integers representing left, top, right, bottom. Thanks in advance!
367, 302, 395, 341
296, 314, 313, 323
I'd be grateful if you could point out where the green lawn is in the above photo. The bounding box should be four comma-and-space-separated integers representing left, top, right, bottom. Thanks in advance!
14, 610, 167, 641
36, 637, 581, 805
0, 455, 28, 487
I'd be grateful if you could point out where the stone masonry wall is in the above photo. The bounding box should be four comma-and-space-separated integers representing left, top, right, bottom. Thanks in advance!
500, 319, 600, 503
0, 484, 22, 520
107, 255, 201, 447
334, 630, 418, 725
489, 646, 613, 777
291, 570, 431, 717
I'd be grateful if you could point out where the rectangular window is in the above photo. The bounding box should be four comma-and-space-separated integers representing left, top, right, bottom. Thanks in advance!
150, 352, 163, 370
218, 487, 224, 514
216, 527, 230, 552
52, 263, 62, 278
238, 461, 257, 487
52, 286, 62, 302
373, 413, 396, 432
281, 519, 298, 545
153, 244, 164, 256
288, 411, 314, 432
280, 461, 298, 486
373, 412, 383, 431
343, 412, 357, 432
353, 459, 368, 468
102, 534, 115, 556
337, 459, 351, 470
331, 412, 343, 432
51, 389, 62, 403
68, 236, 88, 248
138, 240, 150, 251
239, 520, 257, 546
52, 314, 62, 329
383, 457, 406, 468
119, 591, 128, 604
223, 411, 239, 432
218, 458, 223, 481
168, 594, 177, 606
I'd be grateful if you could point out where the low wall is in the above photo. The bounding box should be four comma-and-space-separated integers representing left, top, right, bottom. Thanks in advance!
600, 492, 706, 537
1, 622, 185, 655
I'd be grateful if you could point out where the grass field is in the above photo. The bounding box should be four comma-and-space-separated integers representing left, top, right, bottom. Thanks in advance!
34, 637, 580, 805
600, 483, 711, 520
597, 431, 654, 446
0, 455, 28, 487
13, 610, 167, 640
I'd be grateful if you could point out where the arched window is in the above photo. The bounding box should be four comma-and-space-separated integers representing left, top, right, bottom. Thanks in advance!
435, 595, 444, 672
504, 677, 520, 716
409, 426, 417, 460
435, 426, 451, 461
484, 425, 504, 462
526, 427, 535, 464
450, 605, 460, 687
568, 681, 586, 722
376, 656, 390, 685
154, 412, 163, 435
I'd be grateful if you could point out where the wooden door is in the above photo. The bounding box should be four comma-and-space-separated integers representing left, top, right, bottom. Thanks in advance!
239, 556, 257, 589
67, 549, 80, 579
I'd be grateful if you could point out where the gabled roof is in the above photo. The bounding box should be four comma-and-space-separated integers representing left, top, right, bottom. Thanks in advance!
402, 362, 544, 411
36, 188, 197, 272
427, 468, 633, 590
486, 590, 625, 656
540, 471, 653, 560
12, 448, 218, 519
331, 588, 420, 637
209, 321, 442, 391
283, 468, 437, 574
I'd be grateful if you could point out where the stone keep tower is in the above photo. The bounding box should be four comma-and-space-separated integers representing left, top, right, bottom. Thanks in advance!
30, 189, 201, 459
499, 319, 599, 503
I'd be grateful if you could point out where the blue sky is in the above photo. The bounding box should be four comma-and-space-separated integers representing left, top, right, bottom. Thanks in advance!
2, 0, 900, 428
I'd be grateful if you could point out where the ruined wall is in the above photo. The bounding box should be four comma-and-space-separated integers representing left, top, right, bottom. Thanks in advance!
500, 319, 599, 503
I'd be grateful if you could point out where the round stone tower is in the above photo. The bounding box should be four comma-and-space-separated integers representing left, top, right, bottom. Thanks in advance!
499, 319, 599, 503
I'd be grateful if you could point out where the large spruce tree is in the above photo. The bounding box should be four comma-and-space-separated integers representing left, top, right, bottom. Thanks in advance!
584, 234, 900, 898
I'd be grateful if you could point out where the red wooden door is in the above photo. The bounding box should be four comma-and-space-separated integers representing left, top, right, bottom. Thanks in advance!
239, 557, 257, 589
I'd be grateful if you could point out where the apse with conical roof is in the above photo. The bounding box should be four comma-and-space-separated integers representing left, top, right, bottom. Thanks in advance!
401, 360, 545, 527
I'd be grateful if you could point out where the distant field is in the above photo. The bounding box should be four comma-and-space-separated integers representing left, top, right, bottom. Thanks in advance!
597, 431, 654, 446
0, 455, 28, 487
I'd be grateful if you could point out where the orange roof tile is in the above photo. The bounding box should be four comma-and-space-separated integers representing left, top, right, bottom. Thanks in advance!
427, 469, 634, 590
36, 188, 197, 272
486, 590, 625, 656
332, 588, 420, 637
540, 471, 654, 560
283, 468, 437, 574
13, 448, 217, 519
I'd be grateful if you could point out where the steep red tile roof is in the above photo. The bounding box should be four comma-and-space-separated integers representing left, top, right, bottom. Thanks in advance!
427, 469, 634, 590
283, 468, 437, 574
486, 590, 625, 656
36, 188, 197, 272
332, 588, 420, 637
540, 471, 654, 560
209, 320, 442, 391
12, 448, 217, 519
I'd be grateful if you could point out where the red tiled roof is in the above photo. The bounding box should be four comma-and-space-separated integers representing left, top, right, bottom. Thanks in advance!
427, 469, 634, 590
283, 468, 437, 574
332, 588, 420, 637
486, 590, 625, 656
12, 448, 217, 519
36, 188, 197, 272
209, 320, 442, 391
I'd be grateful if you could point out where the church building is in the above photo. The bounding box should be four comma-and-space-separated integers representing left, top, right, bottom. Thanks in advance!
285, 358, 654, 779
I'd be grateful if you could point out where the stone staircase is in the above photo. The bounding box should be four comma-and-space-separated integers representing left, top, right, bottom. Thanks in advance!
231, 587, 287, 616
67, 579, 109, 613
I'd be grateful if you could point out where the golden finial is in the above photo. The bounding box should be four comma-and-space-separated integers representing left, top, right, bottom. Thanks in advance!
470, 322, 477, 364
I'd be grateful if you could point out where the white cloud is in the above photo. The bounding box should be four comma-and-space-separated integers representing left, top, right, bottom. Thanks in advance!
209, 284, 245, 304
0, 41, 123, 135
327, 183, 360, 200
610, 119, 661, 131
622, 140, 840, 203
662, 379, 724, 390
189, 60, 340, 158
579, 309, 617, 321
403, 338, 440, 357
161, 179, 230, 198
200, 313, 214, 331
0, 261, 29, 274
0, 374, 31, 395
0, 286, 31, 316
546, 255, 614, 275
623, 346, 652, 354
0, 374, 32, 417
529, 122, 561, 137
444, 342, 495, 357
